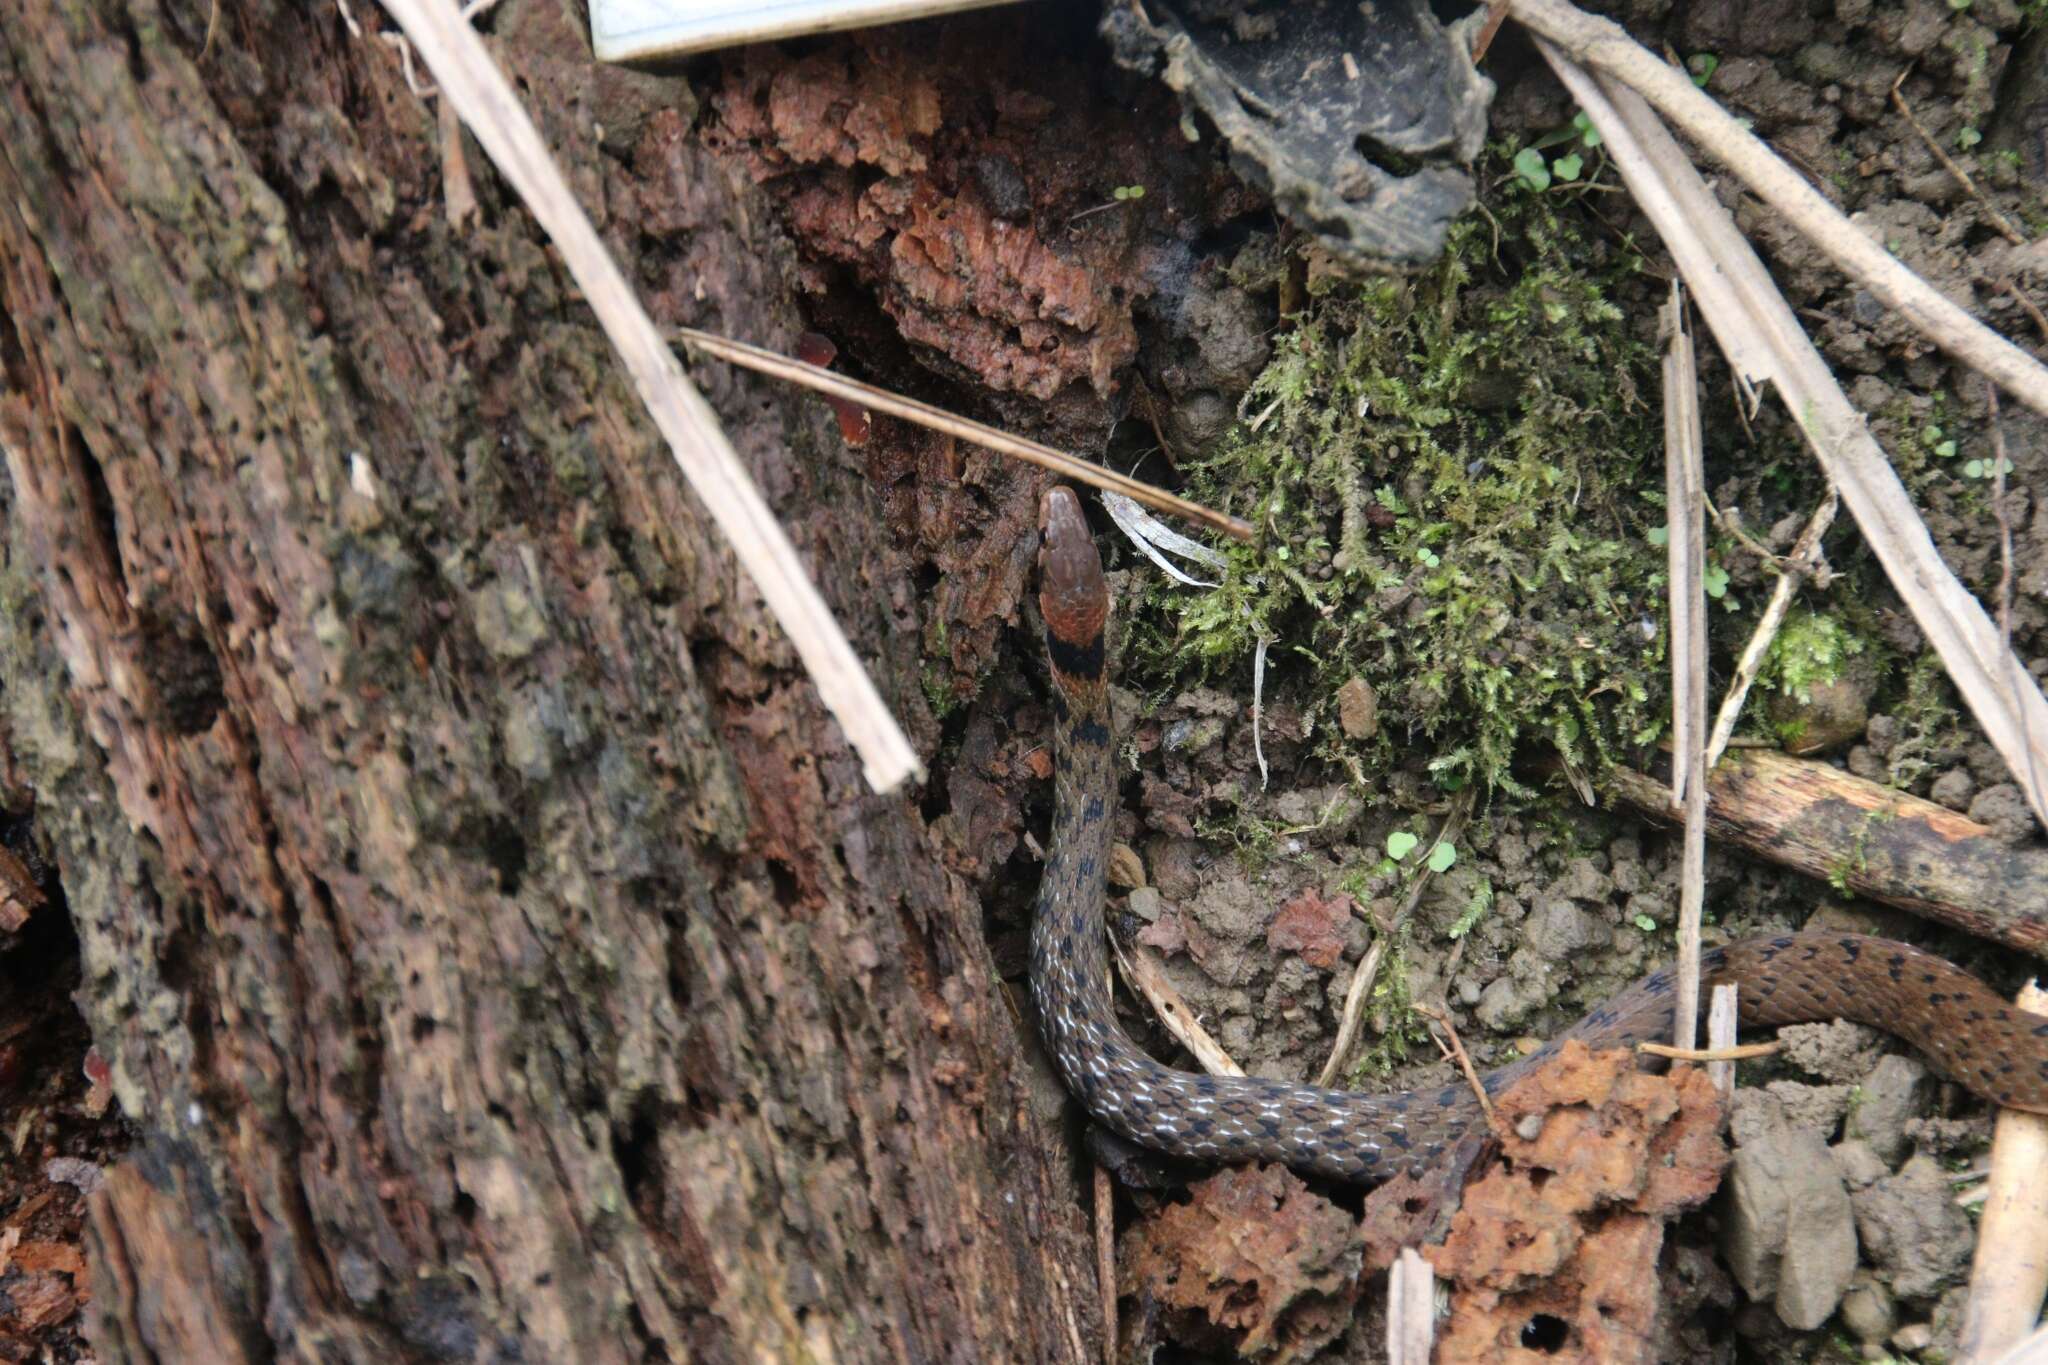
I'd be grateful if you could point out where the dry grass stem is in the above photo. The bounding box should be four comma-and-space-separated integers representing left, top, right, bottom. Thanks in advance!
1705, 488, 1839, 768
1538, 41, 2048, 830
1661, 284, 1708, 1051
671, 328, 1256, 543
378, 0, 922, 792
1512, 0, 2048, 419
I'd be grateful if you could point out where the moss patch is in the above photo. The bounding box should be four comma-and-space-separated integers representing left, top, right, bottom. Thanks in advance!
1124, 178, 1668, 796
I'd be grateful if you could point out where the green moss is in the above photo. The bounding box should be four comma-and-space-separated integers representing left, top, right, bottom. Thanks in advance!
1764, 607, 1871, 704
1124, 175, 1666, 796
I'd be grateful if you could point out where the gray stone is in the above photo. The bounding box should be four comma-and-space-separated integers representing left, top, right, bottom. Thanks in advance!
1846, 1054, 1932, 1165
1525, 897, 1608, 961
1851, 1155, 1973, 1300
1968, 782, 2039, 844
1474, 967, 1548, 1031
1930, 766, 1975, 810
1763, 1081, 1853, 1138
1719, 1093, 1859, 1330
1830, 1138, 1889, 1190
1778, 1020, 1887, 1084
1838, 1270, 1896, 1346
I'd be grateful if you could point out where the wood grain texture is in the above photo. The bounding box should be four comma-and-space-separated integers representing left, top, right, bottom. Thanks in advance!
1609, 749, 2048, 957
0, 0, 1092, 1358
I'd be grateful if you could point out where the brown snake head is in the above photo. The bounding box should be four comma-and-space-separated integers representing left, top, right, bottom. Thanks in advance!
1038, 487, 1107, 691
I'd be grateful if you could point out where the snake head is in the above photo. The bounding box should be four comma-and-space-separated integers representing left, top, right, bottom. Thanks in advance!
1038, 486, 1107, 668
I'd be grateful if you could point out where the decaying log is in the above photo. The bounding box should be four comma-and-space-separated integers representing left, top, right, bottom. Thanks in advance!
0, 0, 1095, 1358
1608, 749, 2048, 956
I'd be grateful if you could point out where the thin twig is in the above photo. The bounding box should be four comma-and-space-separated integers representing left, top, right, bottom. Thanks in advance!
1511, 0, 2048, 420
379, 0, 923, 793
1114, 941, 1246, 1077
1317, 791, 1475, 1087
1889, 69, 2026, 247
2005, 280, 2048, 345
1638, 1038, 1780, 1063
1416, 1004, 1494, 1125
1093, 1165, 1117, 1365
671, 328, 1254, 543
1706, 487, 1839, 768
1984, 384, 2041, 819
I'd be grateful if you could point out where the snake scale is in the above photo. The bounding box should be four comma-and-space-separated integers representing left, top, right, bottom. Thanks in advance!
1029, 485, 2048, 1184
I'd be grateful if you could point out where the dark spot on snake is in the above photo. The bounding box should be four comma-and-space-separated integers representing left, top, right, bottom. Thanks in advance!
1075, 719, 1110, 748
1929, 992, 1946, 1005
1436, 1087, 1458, 1106
1922, 972, 1937, 984
1839, 938, 1861, 961
1078, 856, 1095, 879
1084, 795, 1104, 823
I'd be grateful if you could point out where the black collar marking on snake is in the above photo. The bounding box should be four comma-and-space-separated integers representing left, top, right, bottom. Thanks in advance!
1029, 483, 2048, 1185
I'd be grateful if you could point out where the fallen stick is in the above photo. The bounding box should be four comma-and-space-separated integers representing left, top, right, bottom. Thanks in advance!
1607, 749, 2048, 958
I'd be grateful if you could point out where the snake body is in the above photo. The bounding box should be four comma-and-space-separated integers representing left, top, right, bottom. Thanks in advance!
1029, 486, 2048, 1184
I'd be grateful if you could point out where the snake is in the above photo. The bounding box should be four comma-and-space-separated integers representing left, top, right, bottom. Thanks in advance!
1029, 484, 2048, 1185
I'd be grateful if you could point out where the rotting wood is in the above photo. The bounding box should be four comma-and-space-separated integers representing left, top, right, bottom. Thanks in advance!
1608, 750, 2048, 957
0, 0, 1096, 1358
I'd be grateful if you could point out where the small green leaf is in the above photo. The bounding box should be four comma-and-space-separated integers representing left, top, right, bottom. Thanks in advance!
1957, 126, 1982, 149
1553, 152, 1584, 182
1646, 527, 1669, 546
1934, 439, 1957, 458
1634, 914, 1658, 932
1689, 53, 1720, 87
1573, 111, 1603, 148
1513, 146, 1552, 191
1702, 564, 1730, 599
1386, 830, 1420, 860
1427, 843, 1457, 873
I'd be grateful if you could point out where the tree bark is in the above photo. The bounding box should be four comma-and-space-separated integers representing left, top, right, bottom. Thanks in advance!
0, 0, 1094, 1359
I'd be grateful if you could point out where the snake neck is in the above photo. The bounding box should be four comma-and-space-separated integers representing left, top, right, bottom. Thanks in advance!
1032, 661, 1124, 1078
